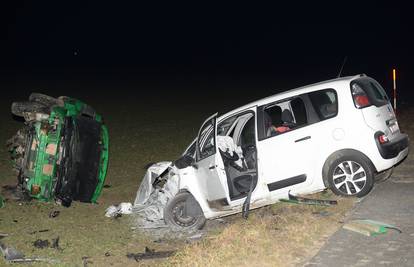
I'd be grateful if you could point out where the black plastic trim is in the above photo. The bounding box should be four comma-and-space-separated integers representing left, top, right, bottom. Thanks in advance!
374, 132, 409, 159
267, 174, 307, 192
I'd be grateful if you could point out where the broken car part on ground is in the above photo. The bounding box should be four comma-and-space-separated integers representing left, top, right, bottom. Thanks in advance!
7, 93, 109, 206
129, 75, 408, 231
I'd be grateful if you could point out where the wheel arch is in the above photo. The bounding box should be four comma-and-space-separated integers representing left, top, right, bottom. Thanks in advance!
176, 187, 210, 217
322, 148, 376, 188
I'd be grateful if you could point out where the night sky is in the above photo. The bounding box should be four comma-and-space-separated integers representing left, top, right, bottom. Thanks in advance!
1, 2, 413, 106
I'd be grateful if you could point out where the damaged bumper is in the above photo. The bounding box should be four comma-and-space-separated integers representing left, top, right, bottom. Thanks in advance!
132, 162, 180, 228
7, 93, 109, 206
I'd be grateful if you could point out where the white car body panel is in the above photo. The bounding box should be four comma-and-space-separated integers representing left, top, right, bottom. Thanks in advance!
162, 74, 409, 221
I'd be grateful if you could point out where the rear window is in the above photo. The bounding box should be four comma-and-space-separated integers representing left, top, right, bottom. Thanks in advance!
351, 78, 389, 107
308, 89, 338, 120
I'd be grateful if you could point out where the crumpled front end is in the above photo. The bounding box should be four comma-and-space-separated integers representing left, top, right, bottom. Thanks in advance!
132, 161, 180, 228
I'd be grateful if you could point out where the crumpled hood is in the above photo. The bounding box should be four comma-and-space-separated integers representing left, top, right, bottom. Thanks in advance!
134, 161, 172, 206
132, 161, 180, 228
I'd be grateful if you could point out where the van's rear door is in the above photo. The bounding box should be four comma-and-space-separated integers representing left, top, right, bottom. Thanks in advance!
351, 77, 400, 140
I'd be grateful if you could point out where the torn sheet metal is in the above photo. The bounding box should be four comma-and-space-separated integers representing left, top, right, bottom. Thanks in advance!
0, 242, 25, 261
131, 162, 179, 228
134, 162, 172, 206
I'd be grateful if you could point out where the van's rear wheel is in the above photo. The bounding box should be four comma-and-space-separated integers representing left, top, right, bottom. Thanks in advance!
326, 152, 374, 197
164, 192, 206, 230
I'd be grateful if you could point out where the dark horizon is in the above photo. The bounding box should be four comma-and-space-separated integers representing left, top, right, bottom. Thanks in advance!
1, 2, 413, 106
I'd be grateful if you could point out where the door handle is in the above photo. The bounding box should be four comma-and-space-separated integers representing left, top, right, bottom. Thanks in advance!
295, 136, 311, 143
209, 165, 216, 170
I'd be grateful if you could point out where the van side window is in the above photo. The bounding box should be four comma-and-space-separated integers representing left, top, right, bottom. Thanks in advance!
291, 98, 307, 126
262, 97, 307, 138
308, 89, 338, 120
258, 88, 338, 140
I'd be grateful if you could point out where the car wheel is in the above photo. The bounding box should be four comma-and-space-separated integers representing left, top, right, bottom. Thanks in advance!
164, 192, 206, 230
11, 101, 49, 117
29, 93, 60, 107
326, 152, 374, 197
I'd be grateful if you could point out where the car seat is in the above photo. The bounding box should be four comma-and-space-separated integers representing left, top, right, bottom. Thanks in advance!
281, 109, 295, 128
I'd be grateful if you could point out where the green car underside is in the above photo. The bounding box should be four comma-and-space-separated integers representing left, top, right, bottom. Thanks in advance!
17, 98, 109, 203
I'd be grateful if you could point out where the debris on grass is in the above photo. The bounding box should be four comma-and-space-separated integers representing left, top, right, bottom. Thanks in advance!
127, 246, 175, 262
105, 202, 132, 218
0, 242, 25, 261
51, 237, 62, 250
82, 256, 93, 266
280, 191, 338, 206
1, 241, 58, 263
32, 237, 62, 250
343, 219, 402, 236
33, 239, 50, 249
187, 233, 204, 240
49, 210, 60, 218
29, 229, 50, 235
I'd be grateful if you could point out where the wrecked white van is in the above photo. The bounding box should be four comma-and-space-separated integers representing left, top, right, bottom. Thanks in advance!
133, 74, 409, 230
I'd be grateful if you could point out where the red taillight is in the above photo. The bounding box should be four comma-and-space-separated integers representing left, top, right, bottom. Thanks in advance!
354, 95, 370, 108
378, 134, 389, 144
351, 83, 371, 109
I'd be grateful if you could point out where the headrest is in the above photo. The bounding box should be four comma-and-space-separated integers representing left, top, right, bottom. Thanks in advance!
281, 109, 294, 123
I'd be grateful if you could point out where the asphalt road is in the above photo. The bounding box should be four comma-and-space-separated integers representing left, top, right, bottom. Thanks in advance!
305, 154, 414, 267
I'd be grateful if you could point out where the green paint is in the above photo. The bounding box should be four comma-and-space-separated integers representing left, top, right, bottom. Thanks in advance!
91, 125, 109, 203
12, 97, 109, 203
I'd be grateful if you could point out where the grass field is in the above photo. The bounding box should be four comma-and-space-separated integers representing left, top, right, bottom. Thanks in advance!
1, 90, 410, 266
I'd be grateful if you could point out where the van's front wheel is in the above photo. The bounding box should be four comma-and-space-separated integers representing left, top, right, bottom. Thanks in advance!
164, 192, 206, 230
326, 152, 374, 197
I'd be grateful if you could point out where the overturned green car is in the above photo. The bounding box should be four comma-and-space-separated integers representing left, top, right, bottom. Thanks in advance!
7, 93, 109, 206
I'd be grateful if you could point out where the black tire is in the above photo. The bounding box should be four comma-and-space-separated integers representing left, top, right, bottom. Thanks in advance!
29, 93, 59, 107
164, 192, 206, 230
11, 101, 49, 117
324, 151, 374, 197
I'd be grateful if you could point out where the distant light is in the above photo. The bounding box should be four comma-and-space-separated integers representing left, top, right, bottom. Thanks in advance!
393, 68, 396, 81
74, 51, 78, 56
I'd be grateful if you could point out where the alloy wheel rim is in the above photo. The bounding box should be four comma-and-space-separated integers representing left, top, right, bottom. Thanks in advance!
332, 161, 367, 195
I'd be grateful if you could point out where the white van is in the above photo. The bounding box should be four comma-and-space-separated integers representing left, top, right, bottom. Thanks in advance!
135, 74, 409, 229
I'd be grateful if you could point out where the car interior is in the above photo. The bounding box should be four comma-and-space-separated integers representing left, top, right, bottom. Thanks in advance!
217, 113, 258, 200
